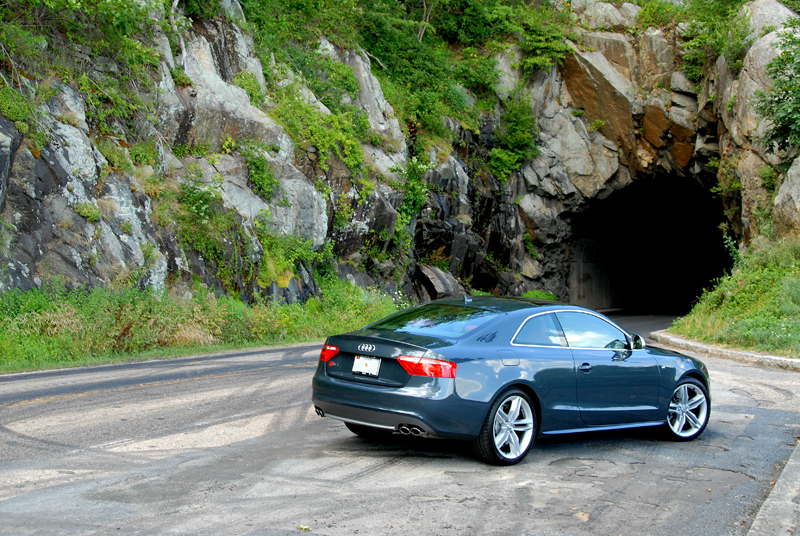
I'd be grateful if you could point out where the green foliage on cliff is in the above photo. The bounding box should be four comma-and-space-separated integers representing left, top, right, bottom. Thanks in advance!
232, 71, 264, 106
269, 84, 367, 172
636, 0, 686, 29
391, 156, 437, 230
671, 238, 800, 357
239, 0, 566, 168
237, 140, 282, 202
0, 0, 161, 138
490, 89, 539, 182
680, 0, 753, 81
755, 17, 800, 158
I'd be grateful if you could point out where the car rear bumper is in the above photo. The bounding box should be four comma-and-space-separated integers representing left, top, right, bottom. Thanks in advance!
311, 364, 485, 440
313, 399, 437, 436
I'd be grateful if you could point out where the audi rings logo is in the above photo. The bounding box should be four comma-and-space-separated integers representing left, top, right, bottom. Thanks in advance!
357, 343, 376, 353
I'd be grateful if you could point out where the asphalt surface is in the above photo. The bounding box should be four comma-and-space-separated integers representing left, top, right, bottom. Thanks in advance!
0, 317, 798, 536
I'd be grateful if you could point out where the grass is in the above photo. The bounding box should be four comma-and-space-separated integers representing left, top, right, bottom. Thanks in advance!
0, 275, 400, 374
522, 290, 558, 301
670, 237, 800, 357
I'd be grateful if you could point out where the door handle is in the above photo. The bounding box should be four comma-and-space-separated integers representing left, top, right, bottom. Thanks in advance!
578, 363, 592, 373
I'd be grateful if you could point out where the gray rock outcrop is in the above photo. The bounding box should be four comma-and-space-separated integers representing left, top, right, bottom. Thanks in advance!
1, 0, 799, 308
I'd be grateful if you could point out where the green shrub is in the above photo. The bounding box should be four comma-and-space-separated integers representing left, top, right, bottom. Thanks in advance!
181, 0, 221, 20
170, 67, 193, 87
637, 0, 686, 29
172, 143, 209, 159
270, 85, 365, 173
238, 140, 282, 202
489, 148, 522, 183
588, 119, 607, 132
422, 246, 451, 271
232, 71, 263, 106
390, 156, 437, 231
489, 90, 539, 183
512, 6, 573, 75
129, 140, 159, 167
760, 165, 780, 192
283, 46, 359, 114
97, 139, 133, 173
0, 85, 30, 123
523, 234, 538, 259
680, 0, 753, 82
74, 202, 101, 222
334, 195, 354, 229
454, 48, 501, 95
178, 166, 222, 226
755, 17, 800, 156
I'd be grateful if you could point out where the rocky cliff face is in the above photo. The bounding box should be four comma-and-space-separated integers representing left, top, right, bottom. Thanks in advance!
0, 0, 796, 307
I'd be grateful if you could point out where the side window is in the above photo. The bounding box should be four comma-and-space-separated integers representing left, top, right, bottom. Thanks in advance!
555, 312, 628, 349
513, 313, 567, 347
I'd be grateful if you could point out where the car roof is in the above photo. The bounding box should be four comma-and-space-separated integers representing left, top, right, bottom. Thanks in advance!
429, 296, 581, 315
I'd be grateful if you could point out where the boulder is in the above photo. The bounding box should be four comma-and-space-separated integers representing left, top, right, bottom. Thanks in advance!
638, 28, 674, 90
774, 158, 800, 237
580, 2, 633, 30
561, 42, 636, 162
738, 150, 771, 241
671, 91, 698, 112
728, 32, 783, 159
219, 0, 245, 21
494, 46, 524, 101
185, 153, 328, 248
45, 81, 89, 134
415, 264, 466, 301
671, 71, 697, 94
743, 0, 796, 42
538, 103, 619, 198
174, 27, 293, 155
518, 194, 565, 234
669, 106, 697, 168
580, 32, 637, 81
0, 117, 23, 213
642, 98, 669, 149
336, 44, 406, 155
619, 3, 641, 23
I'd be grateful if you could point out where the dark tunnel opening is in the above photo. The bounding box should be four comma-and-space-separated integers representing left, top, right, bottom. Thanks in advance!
568, 175, 733, 314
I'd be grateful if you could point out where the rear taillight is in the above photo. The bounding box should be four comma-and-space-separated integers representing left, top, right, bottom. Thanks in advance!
319, 345, 339, 362
397, 356, 457, 378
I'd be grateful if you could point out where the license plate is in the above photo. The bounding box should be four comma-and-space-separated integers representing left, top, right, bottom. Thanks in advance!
352, 355, 381, 377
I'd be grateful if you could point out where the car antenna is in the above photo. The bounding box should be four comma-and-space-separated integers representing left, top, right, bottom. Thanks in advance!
463, 295, 472, 304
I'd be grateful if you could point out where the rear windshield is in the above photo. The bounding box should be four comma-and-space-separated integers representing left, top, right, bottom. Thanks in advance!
370, 304, 502, 338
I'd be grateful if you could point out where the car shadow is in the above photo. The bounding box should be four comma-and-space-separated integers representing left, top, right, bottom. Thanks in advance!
330, 425, 674, 463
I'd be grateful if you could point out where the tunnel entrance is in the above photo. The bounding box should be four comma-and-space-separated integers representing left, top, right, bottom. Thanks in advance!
568, 175, 732, 314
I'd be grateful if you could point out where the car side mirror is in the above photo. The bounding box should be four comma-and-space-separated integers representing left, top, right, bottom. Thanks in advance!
631, 334, 646, 350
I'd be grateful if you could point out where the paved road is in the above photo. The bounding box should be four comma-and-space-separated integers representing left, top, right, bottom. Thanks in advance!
0, 334, 798, 535
606, 312, 677, 343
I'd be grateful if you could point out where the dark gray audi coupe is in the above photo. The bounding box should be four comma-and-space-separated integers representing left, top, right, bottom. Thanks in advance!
311, 296, 710, 465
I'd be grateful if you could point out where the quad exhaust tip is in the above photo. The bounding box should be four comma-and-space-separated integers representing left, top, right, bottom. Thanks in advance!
398, 424, 423, 436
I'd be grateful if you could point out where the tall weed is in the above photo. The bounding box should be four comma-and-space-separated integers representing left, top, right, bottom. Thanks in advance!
671, 237, 800, 356
0, 275, 399, 373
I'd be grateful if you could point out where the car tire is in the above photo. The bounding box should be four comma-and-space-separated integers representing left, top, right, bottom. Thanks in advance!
471, 388, 536, 466
345, 422, 394, 440
664, 377, 710, 441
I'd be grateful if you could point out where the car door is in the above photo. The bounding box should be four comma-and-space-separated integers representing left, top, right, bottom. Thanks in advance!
555, 311, 660, 426
511, 312, 582, 432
